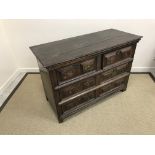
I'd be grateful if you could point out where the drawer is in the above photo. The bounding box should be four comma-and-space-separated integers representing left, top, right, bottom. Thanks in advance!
81, 59, 96, 73
61, 98, 81, 112
98, 76, 127, 96
116, 63, 130, 74
98, 84, 113, 95
101, 69, 114, 81
61, 91, 95, 113
103, 46, 133, 67
59, 76, 96, 100
80, 91, 95, 104
57, 64, 81, 82
59, 82, 82, 99
56, 57, 97, 83
100, 63, 130, 82
113, 78, 125, 87
82, 77, 96, 89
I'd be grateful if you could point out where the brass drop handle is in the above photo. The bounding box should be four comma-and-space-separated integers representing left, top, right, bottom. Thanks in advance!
85, 65, 91, 70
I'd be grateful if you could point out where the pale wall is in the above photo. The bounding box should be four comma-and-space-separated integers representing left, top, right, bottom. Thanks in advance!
2, 19, 155, 70
0, 21, 17, 89
1, 19, 155, 90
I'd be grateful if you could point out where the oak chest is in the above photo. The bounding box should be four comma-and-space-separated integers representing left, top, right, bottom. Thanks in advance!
30, 29, 142, 123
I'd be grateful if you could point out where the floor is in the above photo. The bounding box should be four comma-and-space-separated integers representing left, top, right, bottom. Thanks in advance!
0, 74, 155, 134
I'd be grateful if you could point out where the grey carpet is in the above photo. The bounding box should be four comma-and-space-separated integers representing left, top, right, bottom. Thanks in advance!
0, 74, 155, 134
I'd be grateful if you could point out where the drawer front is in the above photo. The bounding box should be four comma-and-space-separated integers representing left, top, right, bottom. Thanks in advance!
98, 76, 127, 96
101, 69, 114, 81
59, 76, 96, 100
103, 46, 133, 67
57, 64, 81, 82
80, 91, 95, 104
56, 57, 97, 83
61, 98, 81, 112
81, 59, 96, 73
82, 77, 96, 89
98, 84, 113, 95
116, 63, 130, 74
100, 63, 130, 82
59, 82, 82, 99
61, 91, 95, 113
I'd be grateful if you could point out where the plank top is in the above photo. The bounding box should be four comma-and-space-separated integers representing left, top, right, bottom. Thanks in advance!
30, 29, 142, 67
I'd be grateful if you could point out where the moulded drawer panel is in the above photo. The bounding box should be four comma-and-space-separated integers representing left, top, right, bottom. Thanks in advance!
97, 76, 128, 97
56, 57, 97, 84
61, 91, 95, 113
59, 76, 96, 100
103, 46, 133, 67
59, 82, 82, 99
57, 64, 81, 82
100, 62, 131, 83
81, 59, 96, 73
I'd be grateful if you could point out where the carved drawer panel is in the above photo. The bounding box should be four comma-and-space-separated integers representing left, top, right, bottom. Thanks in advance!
116, 63, 129, 74
81, 58, 96, 73
98, 84, 113, 96
61, 91, 95, 113
79, 91, 95, 104
121, 46, 133, 59
113, 78, 126, 87
56, 58, 97, 83
59, 82, 82, 99
82, 77, 96, 89
57, 64, 81, 82
98, 76, 127, 97
101, 69, 114, 81
103, 46, 133, 67
100, 63, 130, 82
61, 98, 81, 112
104, 51, 117, 66
59, 76, 96, 100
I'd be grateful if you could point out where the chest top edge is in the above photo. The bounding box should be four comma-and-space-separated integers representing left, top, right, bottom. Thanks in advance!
30, 29, 142, 69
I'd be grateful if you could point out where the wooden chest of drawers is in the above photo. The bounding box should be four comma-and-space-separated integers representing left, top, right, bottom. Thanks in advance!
30, 29, 142, 123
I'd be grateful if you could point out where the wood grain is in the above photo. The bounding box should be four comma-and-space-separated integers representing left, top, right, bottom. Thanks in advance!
30, 29, 142, 123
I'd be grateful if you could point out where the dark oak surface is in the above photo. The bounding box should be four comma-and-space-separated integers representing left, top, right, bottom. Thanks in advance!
30, 29, 142, 123
30, 29, 142, 68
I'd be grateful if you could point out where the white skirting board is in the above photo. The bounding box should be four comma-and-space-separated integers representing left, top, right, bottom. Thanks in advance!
131, 67, 155, 72
0, 67, 154, 108
0, 68, 39, 107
